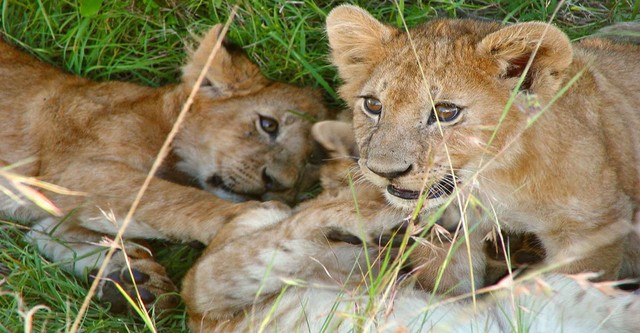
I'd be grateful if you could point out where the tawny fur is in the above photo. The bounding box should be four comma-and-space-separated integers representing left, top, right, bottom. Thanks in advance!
326, 5, 640, 280
182, 120, 485, 331
0, 24, 326, 310
182, 120, 640, 333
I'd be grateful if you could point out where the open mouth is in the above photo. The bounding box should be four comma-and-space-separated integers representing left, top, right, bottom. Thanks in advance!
386, 174, 456, 200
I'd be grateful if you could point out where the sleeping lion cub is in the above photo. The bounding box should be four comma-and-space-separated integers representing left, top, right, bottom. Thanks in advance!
183, 120, 640, 333
326, 5, 640, 280
0, 25, 326, 311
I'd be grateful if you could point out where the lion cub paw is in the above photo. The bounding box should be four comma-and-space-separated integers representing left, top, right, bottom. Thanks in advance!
90, 244, 178, 314
233, 200, 291, 230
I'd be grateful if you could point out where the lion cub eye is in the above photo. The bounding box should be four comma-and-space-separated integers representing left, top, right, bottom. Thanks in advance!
363, 97, 383, 116
258, 115, 279, 135
429, 103, 462, 124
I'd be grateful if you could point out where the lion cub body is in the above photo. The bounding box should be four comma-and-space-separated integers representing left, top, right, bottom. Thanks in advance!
327, 5, 640, 279
0, 26, 325, 310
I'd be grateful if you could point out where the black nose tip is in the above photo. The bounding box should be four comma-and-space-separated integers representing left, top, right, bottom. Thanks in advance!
368, 164, 412, 180
262, 169, 287, 192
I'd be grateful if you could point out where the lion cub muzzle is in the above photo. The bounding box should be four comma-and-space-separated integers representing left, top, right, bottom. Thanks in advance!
362, 157, 457, 203
206, 168, 290, 199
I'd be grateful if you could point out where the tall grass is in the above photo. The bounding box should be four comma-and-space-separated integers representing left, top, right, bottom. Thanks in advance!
1, 0, 638, 332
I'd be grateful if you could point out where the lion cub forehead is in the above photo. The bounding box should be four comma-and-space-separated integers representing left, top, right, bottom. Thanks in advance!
257, 84, 326, 118
361, 53, 469, 104
382, 19, 502, 56
413, 19, 502, 41
363, 20, 502, 95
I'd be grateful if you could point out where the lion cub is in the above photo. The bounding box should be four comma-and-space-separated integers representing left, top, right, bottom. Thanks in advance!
182, 120, 640, 333
326, 5, 640, 280
0, 25, 326, 311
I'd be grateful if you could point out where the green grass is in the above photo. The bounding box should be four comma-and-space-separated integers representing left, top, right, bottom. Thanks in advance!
1, 0, 638, 332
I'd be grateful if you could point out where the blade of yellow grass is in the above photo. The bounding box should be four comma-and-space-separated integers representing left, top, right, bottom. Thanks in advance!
111, 280, 156, 329
6, 182, 62, 216
0, 169, 86, 216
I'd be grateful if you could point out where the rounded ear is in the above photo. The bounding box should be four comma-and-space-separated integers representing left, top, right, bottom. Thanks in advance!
326, 5, 396, 85
311, 120, 358, 160
476, 22, 573, 94
182, 24, 269, 98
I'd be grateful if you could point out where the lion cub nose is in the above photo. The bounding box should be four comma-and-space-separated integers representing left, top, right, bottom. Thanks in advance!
262, 169, 288, 192
367, 163, 413, 180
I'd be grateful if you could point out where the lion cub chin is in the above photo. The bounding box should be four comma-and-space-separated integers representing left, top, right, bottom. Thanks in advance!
0, 25, 326, 312
326, 5, 640, 280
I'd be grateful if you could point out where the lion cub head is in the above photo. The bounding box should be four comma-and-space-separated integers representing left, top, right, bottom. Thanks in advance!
326, 5, 573, 210
173, 25, 327, 203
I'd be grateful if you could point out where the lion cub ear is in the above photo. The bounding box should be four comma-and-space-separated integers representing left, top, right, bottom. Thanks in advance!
311, 120, 358, 160
476, 22, 573, 94
326, 5, 396, 85
182, 24, 269, 98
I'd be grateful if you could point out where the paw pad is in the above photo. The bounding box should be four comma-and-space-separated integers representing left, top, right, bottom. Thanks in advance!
90, 257, 178, 314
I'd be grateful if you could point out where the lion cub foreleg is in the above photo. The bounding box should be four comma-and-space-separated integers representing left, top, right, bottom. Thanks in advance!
48, 161, 284, 244
393, 201, 490, 297
538, 215, 631, 280
26, 217, 178, 312
182, 199, 409, 331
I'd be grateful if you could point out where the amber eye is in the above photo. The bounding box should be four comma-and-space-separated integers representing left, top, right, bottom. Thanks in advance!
363, 97, 383, 116
429, 103, 461, 124
258, 115, 279, 135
